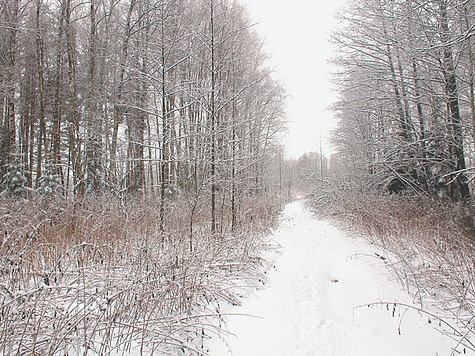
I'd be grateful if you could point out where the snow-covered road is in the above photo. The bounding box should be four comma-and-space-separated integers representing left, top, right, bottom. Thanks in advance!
207, 201, 459, 356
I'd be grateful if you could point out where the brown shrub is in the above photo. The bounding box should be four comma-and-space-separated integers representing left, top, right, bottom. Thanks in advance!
311, 185, 474, 351
0, 193, 282, 354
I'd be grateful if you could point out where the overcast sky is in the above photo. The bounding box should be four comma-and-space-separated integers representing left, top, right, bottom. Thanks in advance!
237, 0, 348, 158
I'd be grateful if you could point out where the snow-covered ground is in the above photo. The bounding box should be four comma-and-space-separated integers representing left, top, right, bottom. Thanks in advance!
206, 201, 462, 356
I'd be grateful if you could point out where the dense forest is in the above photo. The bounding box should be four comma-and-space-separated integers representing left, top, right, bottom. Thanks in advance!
331, 0, 475, 201
0, 0, 288, 353
0, 0, 286, 228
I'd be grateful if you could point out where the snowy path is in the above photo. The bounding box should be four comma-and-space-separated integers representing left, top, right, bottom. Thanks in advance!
207, 201, 459, 356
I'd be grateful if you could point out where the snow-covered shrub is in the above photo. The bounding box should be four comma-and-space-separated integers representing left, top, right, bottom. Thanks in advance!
0, 163, 30, 198
0, 193, 279, 354
36, 166, 64, 196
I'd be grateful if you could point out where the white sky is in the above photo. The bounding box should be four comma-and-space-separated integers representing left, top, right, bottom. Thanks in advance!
238, 0, 348, 158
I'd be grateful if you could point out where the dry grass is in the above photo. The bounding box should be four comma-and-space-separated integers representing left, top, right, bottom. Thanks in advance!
0, 193, 281, 355
310, 182, 475, 353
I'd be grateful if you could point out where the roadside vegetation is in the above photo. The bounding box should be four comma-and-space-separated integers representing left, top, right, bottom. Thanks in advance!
302, 0, 475, 351
308, 177, 474, 353
0, 193, 283, 354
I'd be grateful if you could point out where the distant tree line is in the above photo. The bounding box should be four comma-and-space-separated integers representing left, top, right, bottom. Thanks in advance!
0, 0, 286, 231
332, 0, 475, 201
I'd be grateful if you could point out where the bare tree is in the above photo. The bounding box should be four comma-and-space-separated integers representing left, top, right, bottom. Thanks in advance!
331, 0, 474, 200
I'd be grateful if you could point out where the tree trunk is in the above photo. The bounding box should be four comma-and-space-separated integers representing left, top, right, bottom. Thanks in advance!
36, 0, 48, 186
0, 0, 20, 177
210, 0, 217, 233
52, 4, 64, 179
464, 5, 475, 164
86, 0, 101, 190
110, 0, 136, 185
439, 0, 470, 200
65, 0, 83, 195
